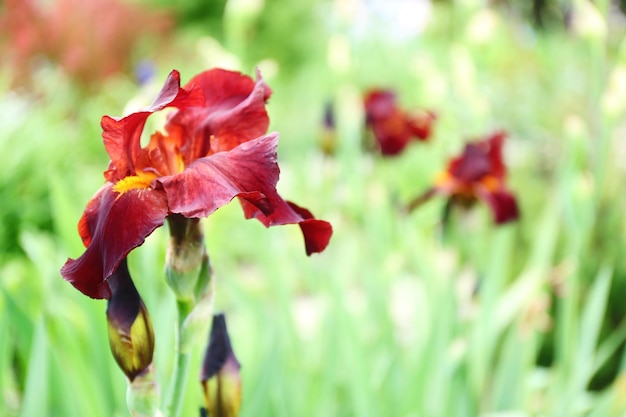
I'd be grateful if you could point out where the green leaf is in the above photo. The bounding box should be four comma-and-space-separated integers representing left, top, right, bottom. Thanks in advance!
19, 319, 48, 417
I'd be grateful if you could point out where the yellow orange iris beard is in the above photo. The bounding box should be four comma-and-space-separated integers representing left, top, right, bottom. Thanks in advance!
113, 172, 157, 195
478, 175, 501, 192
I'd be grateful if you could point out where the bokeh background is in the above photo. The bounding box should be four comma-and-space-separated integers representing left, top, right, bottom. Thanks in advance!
3, 0, 626, 416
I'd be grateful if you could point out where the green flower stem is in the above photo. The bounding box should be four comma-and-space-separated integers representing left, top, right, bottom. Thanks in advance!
127, 364, 162, 417
165, 300, 193, 417
163, 215, 214, 417
165, 215, 207, 302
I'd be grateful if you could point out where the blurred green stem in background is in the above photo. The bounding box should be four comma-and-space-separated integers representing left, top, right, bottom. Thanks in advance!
586, 0, 610, 201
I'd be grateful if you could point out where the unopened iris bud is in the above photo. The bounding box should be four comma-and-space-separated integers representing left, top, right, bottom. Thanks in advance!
200, 314, 241, 417
106, 259, 155, 381
319, 100, 337, 155
165, 214, 211, 302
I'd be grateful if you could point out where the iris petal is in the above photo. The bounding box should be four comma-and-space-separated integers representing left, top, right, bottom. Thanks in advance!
476, 186, 520, 225
61, 183, 169, 299
77, 184, 107, 248
101, 70, 204, 181
287, 201, 333, 255
240, 197, 333, 255
158, 133, 280, 218
168, 69, 272, 160
187, 68, 271, 110
370, 111, 413, 156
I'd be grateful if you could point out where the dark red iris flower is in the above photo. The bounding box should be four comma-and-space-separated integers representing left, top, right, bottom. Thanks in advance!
61, 68, 333, 299
364, 89, 436, 156
409, 131, 519, 225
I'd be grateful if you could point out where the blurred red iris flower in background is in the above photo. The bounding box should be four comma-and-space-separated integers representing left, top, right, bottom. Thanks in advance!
61, 69, 333, 299
364, 89, 436, 156
409, 131, 519, 225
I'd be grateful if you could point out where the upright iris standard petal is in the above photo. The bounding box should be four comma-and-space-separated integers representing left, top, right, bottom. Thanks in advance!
61, 67, 333, 298
447, 131, 506, 183
102, 70, 205, 182
167, 69, 272, 160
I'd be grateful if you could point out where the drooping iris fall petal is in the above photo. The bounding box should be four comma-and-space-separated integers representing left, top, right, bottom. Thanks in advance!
240, 198, 333, 256
61, 184, 169, 299
286, 201, 334, 255
61, 68, 332, 299
157, 133, 280, 218
475, 187, 519, 225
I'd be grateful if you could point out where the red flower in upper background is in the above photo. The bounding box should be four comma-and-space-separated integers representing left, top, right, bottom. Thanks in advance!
408, 131, 519, 225
364, 89, 436, 156
0, 0, 172, 87
61, 68, 333, 299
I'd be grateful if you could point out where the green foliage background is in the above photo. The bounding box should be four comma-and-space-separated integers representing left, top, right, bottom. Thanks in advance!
3, 0, 626, 416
